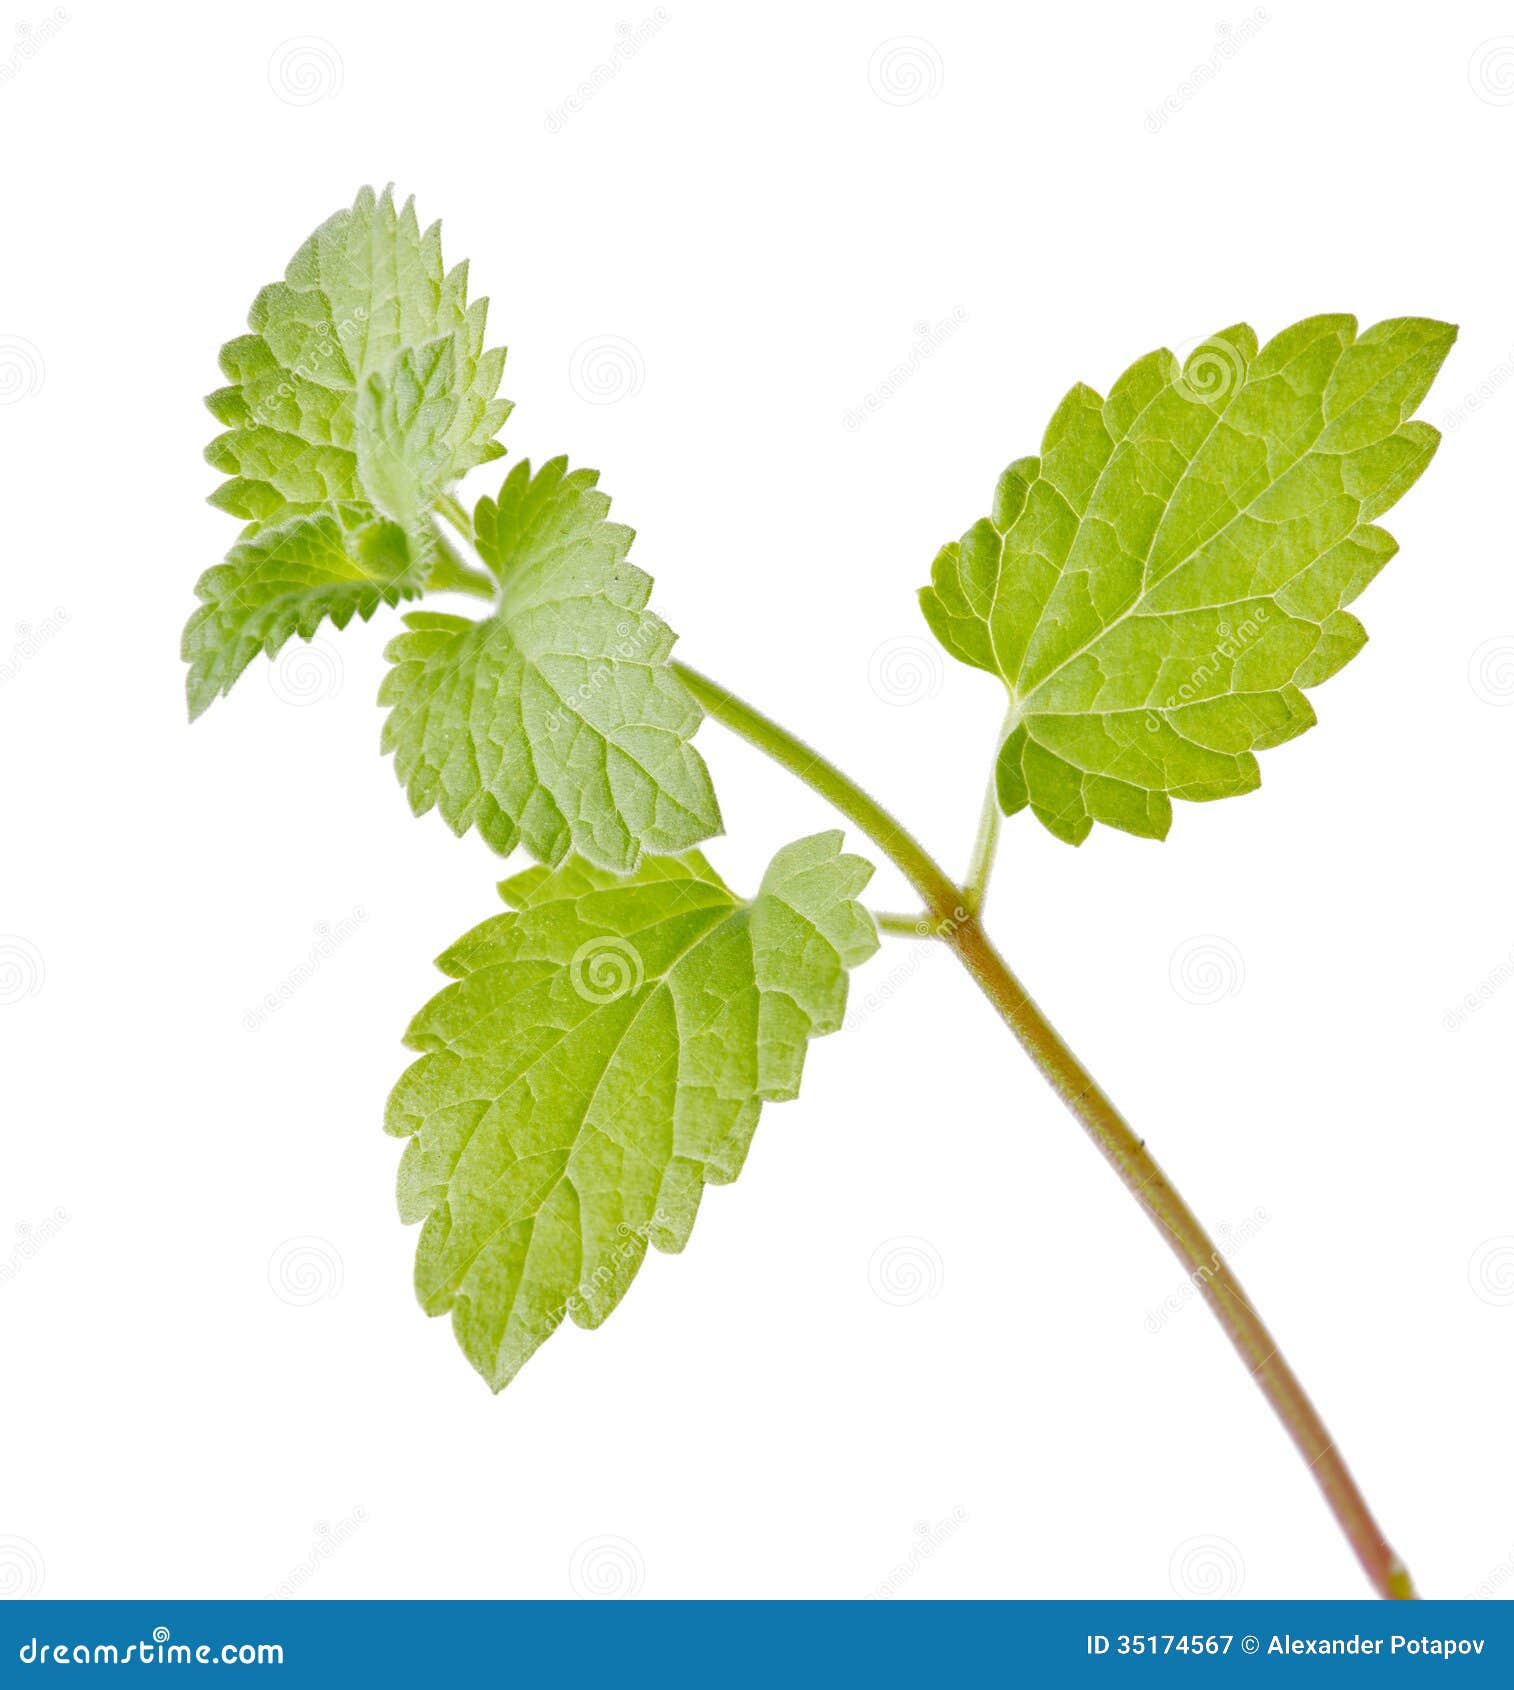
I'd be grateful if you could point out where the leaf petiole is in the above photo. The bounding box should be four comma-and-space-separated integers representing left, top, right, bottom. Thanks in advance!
961, 776, 1002, 917
423, 523, 495, 600
434, 489, 477, 548
871, 910, 935, 938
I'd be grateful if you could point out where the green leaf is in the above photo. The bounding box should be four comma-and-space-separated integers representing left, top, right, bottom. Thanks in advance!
188, 188, 511, 718
919, 316, 1456, 843
182, 510, 423, 721
386, 832, 878, 1390
380, 456, 722, 871
204, 185, 510, 530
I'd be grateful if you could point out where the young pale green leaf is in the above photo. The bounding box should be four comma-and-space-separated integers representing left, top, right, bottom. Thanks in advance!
380, 456, 721, 871
919, 316, 1456, 844
204, 185, 510, 529
187, 188, 511, 718
386, 832, 878, 1391
182, 510, 423, 721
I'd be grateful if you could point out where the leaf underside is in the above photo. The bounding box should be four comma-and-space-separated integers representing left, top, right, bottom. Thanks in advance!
204, 183, 508, 529
185, 185, 510, 718
380, 456, 721, 872
182, 509, 420, 721
386, 832, 878, 1391
919, 315, 1456, 843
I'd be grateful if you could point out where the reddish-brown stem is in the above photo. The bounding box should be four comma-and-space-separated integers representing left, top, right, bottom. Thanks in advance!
674, 659, 1414, 1600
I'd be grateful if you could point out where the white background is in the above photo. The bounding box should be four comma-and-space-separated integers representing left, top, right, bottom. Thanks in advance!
1, 0, 1511, 1603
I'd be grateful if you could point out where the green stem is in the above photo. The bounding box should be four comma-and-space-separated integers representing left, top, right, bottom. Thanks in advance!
673, 658, 1414, 1602
962, 776, 1002, 916
674, 662, 964, 918
962, 707, 1015, 914
424, 525, 495, 600
424, 496, 495, 600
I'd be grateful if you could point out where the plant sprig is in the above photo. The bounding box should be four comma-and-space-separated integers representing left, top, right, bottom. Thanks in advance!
186, 186, 1456, 1600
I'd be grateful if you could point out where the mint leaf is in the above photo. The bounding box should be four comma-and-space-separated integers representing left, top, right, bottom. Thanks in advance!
188, 187, 511, 718
205, 185, 509, 529
920, 316, 1455, 843
386, 832, 878, 1390
380, 457, 721, 871
183, 511, 420, 721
